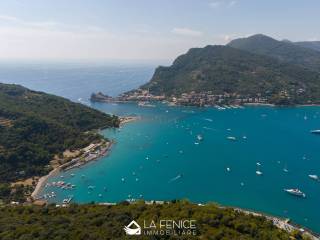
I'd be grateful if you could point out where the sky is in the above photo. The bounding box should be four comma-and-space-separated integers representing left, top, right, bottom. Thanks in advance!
0, 0, 319, 62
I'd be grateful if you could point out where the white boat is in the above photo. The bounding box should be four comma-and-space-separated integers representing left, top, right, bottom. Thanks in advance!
227, 136, 236, 141
284, 189, 306, 198
62, 195, 73, 204
256, 165, 263, 175
310, 130, 320, 134
197, 134, 203, 141
308, 174, 319, 181
226, 167, 231, 172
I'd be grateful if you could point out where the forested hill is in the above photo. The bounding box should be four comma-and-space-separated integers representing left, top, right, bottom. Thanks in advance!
0, 201, 303, 240
141, 45, 320, 103
0, 83, 119, 183
295, 41, 320, 52
228, 34, 320, 71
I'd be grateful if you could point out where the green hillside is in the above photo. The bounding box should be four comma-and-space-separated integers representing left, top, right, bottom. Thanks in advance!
0, 201, 303, 240
228, 34, 320, 71
141, 45, 320, 104
0, 83, 119, 183
295, 41, 320, 52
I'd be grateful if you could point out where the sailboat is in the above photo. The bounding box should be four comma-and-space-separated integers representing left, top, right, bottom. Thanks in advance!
256, 165, 263, 175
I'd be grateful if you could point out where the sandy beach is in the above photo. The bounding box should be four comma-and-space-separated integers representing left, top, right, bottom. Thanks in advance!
119, 116, 140, 126
31, 168, 60, 199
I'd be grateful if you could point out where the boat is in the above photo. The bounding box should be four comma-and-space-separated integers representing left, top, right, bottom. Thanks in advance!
256, 165, 263, 175
62, 195, 73, 204
227, 136, 236, 141
226, 167, 231, 172
284, 189, 306, 198
197, 134, 203, 141
308, 174, 319, 181
310, 130, 320, 134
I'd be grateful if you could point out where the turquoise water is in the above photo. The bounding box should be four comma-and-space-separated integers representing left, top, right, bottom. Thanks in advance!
1, 62, 320, 233
42, 103, 320, 233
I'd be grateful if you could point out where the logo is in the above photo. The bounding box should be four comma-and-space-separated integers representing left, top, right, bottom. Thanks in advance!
124, 219, 197, 236
124, 220, 141, 235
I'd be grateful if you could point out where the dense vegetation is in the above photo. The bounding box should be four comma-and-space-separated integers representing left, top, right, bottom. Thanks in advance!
0, 201, 306, 240
295, 41, 320, 52
0, 83, 119, 186
228, 34, 320, 71
142, 44, 320, 104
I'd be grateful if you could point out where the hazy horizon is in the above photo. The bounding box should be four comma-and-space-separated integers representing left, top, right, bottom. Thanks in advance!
0, 0, 319, 62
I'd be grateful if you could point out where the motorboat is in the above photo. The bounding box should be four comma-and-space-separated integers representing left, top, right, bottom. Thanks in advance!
284, 188, 306, 198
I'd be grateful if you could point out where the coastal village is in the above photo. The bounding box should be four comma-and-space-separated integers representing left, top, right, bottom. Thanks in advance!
91, 89, 272, 107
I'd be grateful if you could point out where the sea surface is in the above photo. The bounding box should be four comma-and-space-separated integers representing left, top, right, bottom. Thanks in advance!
1, 62, 320, 233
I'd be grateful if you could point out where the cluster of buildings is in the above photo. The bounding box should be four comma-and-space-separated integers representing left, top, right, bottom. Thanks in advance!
91, 89, 272, 107
61, 141, 110, 171
169, 91, 269, 106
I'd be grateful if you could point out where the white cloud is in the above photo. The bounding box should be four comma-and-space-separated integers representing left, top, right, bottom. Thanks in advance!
0, 15, 19, 22
209, 1, 221, 8
171, 27, 203, 37
209, 0, 237, 9
0, 15, 209, 61
228, 1, 237, 7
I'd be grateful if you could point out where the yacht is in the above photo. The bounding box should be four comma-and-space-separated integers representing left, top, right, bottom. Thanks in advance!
284, 189, 306, 198
308, 174, 319, 181
310, 130, 320, 134
227, 136, 236, 141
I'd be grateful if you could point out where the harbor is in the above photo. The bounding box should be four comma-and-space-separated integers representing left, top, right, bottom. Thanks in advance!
37, 102, 320, 234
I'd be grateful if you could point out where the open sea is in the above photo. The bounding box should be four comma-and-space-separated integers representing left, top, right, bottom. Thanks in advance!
1, 62, 320, 233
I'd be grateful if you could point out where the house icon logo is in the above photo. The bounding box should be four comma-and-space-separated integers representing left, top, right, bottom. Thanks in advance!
124, 220, 141, 235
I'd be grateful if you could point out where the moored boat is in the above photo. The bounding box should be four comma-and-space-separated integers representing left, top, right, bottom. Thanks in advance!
284, 189, 306, 198
308, 174, 319, 181
197, 134, 203, 141
227, 136, 236, 141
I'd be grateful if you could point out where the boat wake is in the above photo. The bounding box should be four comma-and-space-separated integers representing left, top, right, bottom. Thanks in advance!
168, 174, 183, 183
